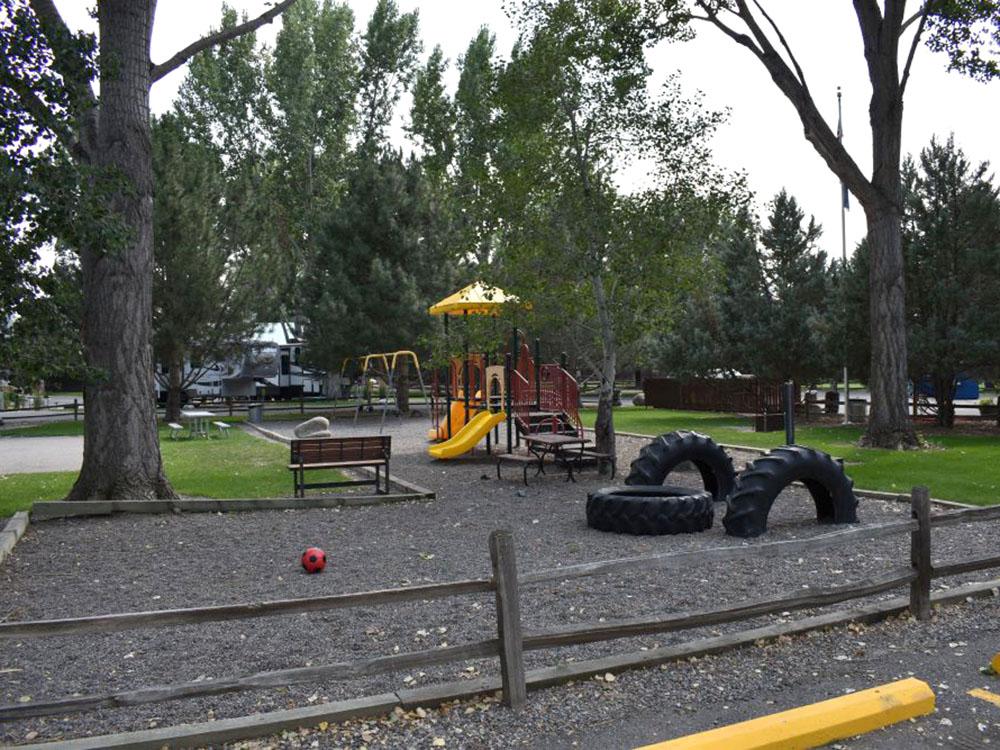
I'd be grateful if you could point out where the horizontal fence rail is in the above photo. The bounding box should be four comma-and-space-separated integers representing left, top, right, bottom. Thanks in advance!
521, 519, 918, 585
1, 494, 998, 729
522, 568, 916, 651
0, 578, 494, 639
0, 639, 501, 721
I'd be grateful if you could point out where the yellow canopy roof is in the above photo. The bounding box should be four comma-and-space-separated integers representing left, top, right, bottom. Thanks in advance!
428, 282, 520, 316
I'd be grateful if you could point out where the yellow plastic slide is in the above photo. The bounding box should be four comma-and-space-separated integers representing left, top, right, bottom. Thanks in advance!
427, 400, 471, 441
428, 411, 507, 459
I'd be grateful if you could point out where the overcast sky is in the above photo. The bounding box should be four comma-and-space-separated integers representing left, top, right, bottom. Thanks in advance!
54, 1, 1000, 260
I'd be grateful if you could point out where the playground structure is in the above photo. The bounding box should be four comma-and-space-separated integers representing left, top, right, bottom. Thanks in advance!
338, 350, 429, 431
425, 283, 583, 459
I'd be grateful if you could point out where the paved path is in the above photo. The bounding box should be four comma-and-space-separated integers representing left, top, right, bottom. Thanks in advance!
0, 435, 83, 474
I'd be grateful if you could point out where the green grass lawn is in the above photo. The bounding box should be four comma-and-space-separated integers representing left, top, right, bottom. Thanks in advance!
582, 407, 1000, 507
1, 420, 87, 437
0, 425, 341, 517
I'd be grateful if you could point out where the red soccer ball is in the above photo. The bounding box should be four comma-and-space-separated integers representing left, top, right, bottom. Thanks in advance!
300, 547, 327, 574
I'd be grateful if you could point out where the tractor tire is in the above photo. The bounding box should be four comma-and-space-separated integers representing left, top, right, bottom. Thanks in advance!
723, 445, 858, 538
625, 431, 736, 503
586, 485, 714, 535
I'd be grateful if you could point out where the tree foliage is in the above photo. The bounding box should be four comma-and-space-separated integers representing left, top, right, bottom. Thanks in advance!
903, 136, 1000, 425
493, 0, 727, 453
652, 192, 832, 384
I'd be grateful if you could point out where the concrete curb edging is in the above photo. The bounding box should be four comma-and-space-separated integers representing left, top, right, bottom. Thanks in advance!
0, 511, 29, 566
635, 677, 935, 749
20, 578, 1000, 750
243, 421, 436, 499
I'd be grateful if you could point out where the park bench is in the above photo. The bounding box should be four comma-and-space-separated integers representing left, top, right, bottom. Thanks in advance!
558, 448, 616, 482
167, 422, 185, 440
213, 421, 232, 437
289, 436, 391, 498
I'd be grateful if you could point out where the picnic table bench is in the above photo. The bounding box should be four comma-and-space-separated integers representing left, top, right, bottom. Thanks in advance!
289, 436, 391, 497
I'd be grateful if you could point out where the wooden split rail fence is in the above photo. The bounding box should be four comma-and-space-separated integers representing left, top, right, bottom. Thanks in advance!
1, 487, 999, 723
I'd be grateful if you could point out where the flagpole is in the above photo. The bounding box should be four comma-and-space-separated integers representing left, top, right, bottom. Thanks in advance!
838, 86, 849, 425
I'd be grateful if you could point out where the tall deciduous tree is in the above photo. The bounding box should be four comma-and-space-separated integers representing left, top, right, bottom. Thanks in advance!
496, 0, 726, 456
266, 0, 357, 308
356, 0, 420, 147
6, 0, 296, 500
677, 1, 998, 448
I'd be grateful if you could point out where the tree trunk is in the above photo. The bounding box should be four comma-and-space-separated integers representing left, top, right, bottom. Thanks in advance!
165, 357, 183, 423
858, 39, 919, 450
67, 0, 176, 501
932, 375, 955, 428
592, 274, 616, 464
861, 205, 917, 448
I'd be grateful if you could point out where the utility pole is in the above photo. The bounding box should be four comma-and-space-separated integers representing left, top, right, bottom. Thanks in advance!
838, 87, 850, 425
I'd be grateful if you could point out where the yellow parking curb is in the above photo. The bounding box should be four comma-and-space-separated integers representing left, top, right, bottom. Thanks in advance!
635, 678, 935, 750
969, 687, 1000, 709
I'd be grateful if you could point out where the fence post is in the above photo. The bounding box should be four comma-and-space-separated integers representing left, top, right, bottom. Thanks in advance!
489, 530, 526, 709
73, 398, 79, 422
909, 486, 932, 621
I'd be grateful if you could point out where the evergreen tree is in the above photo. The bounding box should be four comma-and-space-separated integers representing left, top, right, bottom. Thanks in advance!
302, 153, 450, 370
903, 136, 1000, 426
754, 190, 831, 382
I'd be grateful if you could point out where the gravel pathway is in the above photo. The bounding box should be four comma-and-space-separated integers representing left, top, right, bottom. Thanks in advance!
0, 417, 997, 747
0, 436, 83, 474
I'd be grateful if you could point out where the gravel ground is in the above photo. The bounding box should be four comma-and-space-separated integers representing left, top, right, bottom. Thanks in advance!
1, 417, 997, 747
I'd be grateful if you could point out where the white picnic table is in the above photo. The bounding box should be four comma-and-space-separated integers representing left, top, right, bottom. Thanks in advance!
179, 409, 214, 438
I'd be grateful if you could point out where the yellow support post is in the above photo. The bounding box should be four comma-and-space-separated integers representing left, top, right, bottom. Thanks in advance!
636, 678, 935, 750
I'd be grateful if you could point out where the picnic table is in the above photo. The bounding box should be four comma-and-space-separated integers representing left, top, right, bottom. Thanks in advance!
179, 409, 214, 439
523, 433, 591, 481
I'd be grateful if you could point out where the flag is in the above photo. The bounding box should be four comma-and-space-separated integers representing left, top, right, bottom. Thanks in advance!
837, 101, 850, 211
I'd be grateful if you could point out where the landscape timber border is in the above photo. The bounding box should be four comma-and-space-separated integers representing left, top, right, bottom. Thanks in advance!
0, 511, 29, 566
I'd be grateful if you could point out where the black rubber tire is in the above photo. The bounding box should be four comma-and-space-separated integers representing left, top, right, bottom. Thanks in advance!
587, 485, 714, 535
722, 445, 858, 538
625, 431, 736, 503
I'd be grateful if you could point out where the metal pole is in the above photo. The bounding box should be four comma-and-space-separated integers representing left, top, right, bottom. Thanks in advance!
534, 338, 542, 410
505, 352, 513, 454
444, 314, 452, 439
463, 311, 470, 426
784, 381, 796, 445
838, 86, 850, 425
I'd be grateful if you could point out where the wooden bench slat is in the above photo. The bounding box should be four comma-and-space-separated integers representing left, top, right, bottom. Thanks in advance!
286, 460, 389, 470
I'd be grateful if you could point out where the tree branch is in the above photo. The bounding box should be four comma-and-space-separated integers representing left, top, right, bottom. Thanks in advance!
900, 3, 930, 96
749, 0, 810, 92
150, 0, 298, 84
697, 0, 878, 208
693, 1, 763, 56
